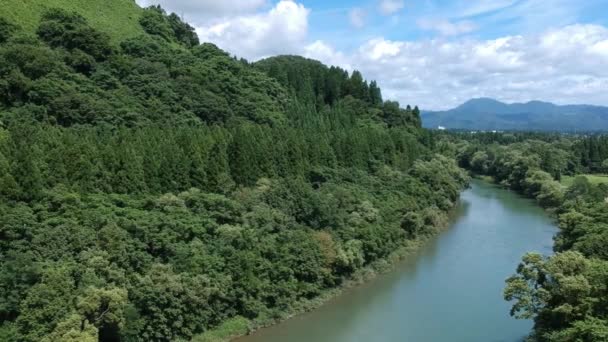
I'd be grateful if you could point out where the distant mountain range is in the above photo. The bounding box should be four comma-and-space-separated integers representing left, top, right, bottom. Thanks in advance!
422, 98, 608, 131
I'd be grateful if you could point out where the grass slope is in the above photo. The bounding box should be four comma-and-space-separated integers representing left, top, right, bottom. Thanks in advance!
0, 0, 144, 42
561, 174, 608, 188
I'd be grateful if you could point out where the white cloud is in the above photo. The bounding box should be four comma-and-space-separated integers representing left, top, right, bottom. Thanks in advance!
457, 0, 518, 17
417, 19, 477, 36
463, 0, 586, 35
307, 24, 608, 110
349, 8, 366, 29
135, 0, 267, 23
360, 38, 404, 60
196, 0, 309, 60
590, 40, 608, 58
379, 0, 405, 16
304, 41, 351, 70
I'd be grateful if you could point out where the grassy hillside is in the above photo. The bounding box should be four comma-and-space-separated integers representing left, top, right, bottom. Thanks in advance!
0, 0, 144, 42
561, 174, 608, 188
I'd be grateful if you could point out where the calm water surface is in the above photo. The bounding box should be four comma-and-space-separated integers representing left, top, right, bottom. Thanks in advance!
238, 180, 558, 342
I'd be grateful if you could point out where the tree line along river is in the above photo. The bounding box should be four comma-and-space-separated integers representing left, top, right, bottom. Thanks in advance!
237, 180, 558, 342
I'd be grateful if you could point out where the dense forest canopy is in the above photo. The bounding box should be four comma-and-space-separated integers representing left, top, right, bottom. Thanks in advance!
0, 4, 469, 342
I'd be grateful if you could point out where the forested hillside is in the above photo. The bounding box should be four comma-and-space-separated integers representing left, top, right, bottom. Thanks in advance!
255, 55, 421, 128
437, 132, 608, 340
0, 3, 469, 342
423, 98, 608, 132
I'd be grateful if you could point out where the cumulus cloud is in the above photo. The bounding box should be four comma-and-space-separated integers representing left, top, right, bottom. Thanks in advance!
196, 1, 309, 60
417, 19, 477, 36
379, 0, 405, 16
304, 41, 351, 70
340, 24, 608, 110
136, 0, 267, 22
349, 8, 366, 29
360, 38, 404, 60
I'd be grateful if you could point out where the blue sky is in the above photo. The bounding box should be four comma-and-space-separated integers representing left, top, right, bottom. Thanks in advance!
304, 0, 608, 49
137, 0, 608, 110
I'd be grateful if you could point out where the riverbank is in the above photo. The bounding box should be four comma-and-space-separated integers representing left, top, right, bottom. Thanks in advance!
193, 204, 458, 342
225, 180, 559, 342
469, 172, 565, 218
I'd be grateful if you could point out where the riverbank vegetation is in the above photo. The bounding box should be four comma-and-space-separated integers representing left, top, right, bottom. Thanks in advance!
0, 5, 469, 342
437, 132, 608, 341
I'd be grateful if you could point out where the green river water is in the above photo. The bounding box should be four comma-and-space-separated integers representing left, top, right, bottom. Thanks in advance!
237, 180, 558, 342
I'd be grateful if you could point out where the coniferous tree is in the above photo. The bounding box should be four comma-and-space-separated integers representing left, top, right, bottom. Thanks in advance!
0, 150, 19, 199
205, 140, 234, 193
11, 144, 44, 201
369, 81, 383, 106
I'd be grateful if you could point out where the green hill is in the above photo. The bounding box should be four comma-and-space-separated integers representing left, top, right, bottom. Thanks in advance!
422, 98, 608, 132
0, 3, 474, 342
0, 4, 288, 126
0, 0, 144, 42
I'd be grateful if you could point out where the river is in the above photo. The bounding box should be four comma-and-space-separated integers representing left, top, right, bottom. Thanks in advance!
237, 180, 558, 342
